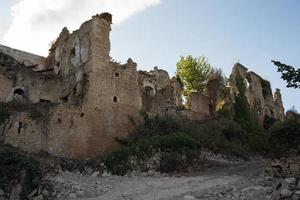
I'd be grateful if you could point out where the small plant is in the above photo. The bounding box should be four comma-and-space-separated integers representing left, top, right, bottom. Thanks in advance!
0, 145, 42, 198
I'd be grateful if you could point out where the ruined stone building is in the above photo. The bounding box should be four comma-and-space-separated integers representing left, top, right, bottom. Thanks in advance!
0, 13, 285, 158
229, 63, 285, 126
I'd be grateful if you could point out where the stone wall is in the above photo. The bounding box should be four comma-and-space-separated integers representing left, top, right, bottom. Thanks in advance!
0, 44, 45, 67
187, 92, 211, 116
229, 63, 285, 126
0, 13, 287, 159
138, 67, 183, 116
0, 52, 62, 103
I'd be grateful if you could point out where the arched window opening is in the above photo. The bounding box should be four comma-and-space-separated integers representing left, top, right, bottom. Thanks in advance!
145, 86, 155, 96
13, 88, 26, 97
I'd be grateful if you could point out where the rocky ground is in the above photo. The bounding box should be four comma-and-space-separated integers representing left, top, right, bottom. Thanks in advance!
20, 159, 300, 200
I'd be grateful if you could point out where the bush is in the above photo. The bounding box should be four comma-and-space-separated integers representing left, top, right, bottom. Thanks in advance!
268, 119, 300, 157
105, 132, 201, 174
0, 146, 42, 198
263, 115, 276, 130
105, 116, 264, 174
137, 115, 182, 137
248, 131, 270, 154
103, 149, 131, 176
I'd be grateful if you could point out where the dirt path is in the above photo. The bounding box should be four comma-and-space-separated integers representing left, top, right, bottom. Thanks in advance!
47, 159, 276, 200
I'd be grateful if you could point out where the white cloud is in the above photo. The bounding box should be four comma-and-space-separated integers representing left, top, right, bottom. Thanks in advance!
1, 0, 161, 56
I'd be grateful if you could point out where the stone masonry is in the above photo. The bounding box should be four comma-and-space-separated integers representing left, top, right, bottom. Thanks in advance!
0, 13, 285, 158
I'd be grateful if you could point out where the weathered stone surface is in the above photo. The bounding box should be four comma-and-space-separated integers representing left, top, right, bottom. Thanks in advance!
280, 188, 293, 198
229, 63, 285, 128
183, 195, 196, 200
0, 13, 286, 159
285, 177, 297, 185
0, 44, 45, 67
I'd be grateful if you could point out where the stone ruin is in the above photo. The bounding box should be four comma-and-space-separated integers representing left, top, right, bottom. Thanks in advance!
229, 63, 285, 126
0, 13, 285, 158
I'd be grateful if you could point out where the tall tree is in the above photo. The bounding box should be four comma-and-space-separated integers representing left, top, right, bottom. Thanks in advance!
176, 56, 212, 96
272, 60, 300, 89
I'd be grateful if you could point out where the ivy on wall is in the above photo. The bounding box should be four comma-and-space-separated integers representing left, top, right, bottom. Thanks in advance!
233, 72, 258, 130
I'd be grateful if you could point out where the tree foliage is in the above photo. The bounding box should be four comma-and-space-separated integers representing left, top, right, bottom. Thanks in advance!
176, 56, 212, 96
272, 60, 300, 89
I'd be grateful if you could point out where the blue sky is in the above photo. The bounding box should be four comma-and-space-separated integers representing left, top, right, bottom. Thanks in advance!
1, 0, 300, 110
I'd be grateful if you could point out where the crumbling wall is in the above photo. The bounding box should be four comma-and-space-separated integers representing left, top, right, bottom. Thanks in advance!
76, 14, 143, 157
0, 74, 13, 102
138, 67, 183, 116
229, 63, 285, 125
0, 44, 45, 67
3, 112, 44, 153
0, 13, 287, 159
187, 92, 211, 116
0, 52, 62, 103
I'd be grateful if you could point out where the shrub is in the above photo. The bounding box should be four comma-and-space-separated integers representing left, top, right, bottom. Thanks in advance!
105, 116, 263, 174
263, 115, 276, 130
248, 131, 270, 154
0, 146, 42, 198
103, 149, 131, 176
268, 119, 300, 157
137, 115, 182, 137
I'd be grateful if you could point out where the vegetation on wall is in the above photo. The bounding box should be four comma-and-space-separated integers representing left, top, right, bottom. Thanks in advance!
233, 72, 255, 130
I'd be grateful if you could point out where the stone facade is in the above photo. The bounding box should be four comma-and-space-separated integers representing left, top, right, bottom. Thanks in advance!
0, 13, 285, 158
229, 63, 285, 126
0, 13, 183, 158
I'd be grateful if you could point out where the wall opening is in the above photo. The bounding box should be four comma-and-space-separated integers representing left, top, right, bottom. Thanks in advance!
145, 86, 155, 96
17, 122, 22, 134
62, 95, 69, 103
13, 88, 25, 97
40, 99, 51, 103
115, 72, 120, 78
71, 48, 76, 56
113, 96, 118, 103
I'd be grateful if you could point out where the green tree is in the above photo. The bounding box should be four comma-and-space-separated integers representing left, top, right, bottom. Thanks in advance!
233, 72, 256, 130
176, 56, 212, 96
272, 60, 300, 89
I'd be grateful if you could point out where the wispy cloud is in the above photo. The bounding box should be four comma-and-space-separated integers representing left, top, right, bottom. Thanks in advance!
1, 0, 161, 56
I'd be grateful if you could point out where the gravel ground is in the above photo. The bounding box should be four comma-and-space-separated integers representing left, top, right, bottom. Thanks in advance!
45, 159, 283, 200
